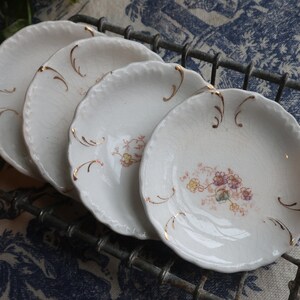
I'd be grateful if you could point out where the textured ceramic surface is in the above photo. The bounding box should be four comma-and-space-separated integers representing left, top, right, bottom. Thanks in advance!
23, 36, 162, 197
0, 21, 102, 178
68, 61, 210, 239
140, 88, 300, 272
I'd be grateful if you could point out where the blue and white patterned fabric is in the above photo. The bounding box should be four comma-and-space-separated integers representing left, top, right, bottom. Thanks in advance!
1, 1, 300, 299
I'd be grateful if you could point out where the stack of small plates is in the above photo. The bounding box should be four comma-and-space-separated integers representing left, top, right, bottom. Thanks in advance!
1, 21, 300, 273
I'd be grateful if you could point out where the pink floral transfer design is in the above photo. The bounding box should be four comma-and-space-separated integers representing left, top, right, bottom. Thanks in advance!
180, 163, 254, 216
112, 135, 146, 167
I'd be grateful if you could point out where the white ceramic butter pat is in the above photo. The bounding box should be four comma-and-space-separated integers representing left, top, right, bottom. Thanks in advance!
0, 21, 102, 177
23, 36, 162, 197
68, 61, 210, 239
140, 88, 300, 272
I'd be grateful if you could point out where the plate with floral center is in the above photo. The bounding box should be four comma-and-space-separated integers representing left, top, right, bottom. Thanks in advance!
140, 88, 300, 271
68, 61, 211, 239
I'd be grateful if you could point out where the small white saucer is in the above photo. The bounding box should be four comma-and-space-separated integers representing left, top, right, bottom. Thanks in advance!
68, 61, 210, 239
23, 36, 162, 197
0, 21, 102, 178
140, 88, 300, 272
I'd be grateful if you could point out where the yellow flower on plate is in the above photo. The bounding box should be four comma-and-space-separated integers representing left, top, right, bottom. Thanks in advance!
121, 153, 134, 167
186, 178, 201, 193
229, 202, 240, 213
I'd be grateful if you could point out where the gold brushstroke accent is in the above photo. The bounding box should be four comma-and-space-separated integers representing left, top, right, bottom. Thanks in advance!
214, 105, 223, 120
145, 187, 176, 204
278, 197, 300, 211
84, 26, 95, 36
53, 76, 68, 90
73, 159, 104, 181
0, 108, 19, 117
163, 65, 184, 101
0, 87, 16, 94
38, 66, 68, 91
211, 90, 224, 128
234, 95, 255, 127
157, 187, 176, 200
95, 71, 113, 84
213, 116, 219, 128
70, 45, 86, 77
71, 128, 105, 147
191, 83, 215, 96
206, 83, 215, 90
267, 217, 295, 246
164, 211, 186, 240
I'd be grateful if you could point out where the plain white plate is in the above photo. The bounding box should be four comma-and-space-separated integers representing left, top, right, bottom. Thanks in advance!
23, 36, 163, 198
140, 88, 300, 272
0, 20, 102, 178
68, 60, 211, 239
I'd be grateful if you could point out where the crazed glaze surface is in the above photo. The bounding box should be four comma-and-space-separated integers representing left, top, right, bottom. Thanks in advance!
0, 21, 103, 178
68, 61, 211, 239
140, 88, 300, 272
23, 36, 162, 197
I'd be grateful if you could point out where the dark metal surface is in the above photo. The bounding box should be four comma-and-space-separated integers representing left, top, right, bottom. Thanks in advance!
1, 188, 221, 300
1, 14, 300, 299
2, 185, 300, 299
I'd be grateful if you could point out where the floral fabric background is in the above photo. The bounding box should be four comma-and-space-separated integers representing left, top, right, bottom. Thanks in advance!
1, 0, 300, 299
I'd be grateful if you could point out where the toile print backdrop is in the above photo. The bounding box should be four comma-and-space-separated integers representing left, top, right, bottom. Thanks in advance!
1, 0, 300, 299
